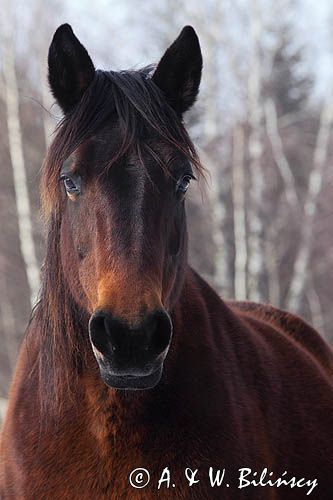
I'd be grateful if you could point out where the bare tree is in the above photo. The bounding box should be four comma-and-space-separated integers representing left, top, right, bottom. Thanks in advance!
1, 17, 40, 308
264, 98, 299, 209
0, 257, 16, 372
287, 99, 333, 313
183, 0, 235, 294
32, 0, 58, 148
307, 278, 325, 334
232, 124, 247, 299
246, 0, 266, 302
0, 397, 7, 423
206, 6, 235, 296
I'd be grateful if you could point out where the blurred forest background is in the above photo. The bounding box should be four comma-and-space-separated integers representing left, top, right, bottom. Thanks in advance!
0, 0, 332, 411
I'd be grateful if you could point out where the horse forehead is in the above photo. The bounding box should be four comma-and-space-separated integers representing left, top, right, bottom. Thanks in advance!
74, 128, 179, 194
95, 151, 168, 193
76, 118, 180, 177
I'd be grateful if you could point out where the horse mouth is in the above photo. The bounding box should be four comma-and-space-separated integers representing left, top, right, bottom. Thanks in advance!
100, 365, 163, 390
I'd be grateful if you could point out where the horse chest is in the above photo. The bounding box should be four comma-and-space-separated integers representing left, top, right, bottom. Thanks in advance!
79, 418, 249, 500
72, 418, 213, 499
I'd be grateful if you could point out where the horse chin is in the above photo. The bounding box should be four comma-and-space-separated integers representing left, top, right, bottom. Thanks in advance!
99, 365, 163, 390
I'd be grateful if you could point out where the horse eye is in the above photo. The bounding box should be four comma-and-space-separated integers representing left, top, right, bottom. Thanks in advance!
61, 175, 81, 196
177, 175, 193, 194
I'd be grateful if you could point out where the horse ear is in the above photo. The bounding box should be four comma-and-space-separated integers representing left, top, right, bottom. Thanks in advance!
152, 26, 202, 115
48, 24, 95, 113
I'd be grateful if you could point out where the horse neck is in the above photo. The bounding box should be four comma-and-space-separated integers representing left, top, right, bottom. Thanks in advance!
169, 266, 234, 385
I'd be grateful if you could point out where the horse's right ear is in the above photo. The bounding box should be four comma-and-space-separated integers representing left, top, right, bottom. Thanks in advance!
152, 26, 202, 115
48, 24, 95, 113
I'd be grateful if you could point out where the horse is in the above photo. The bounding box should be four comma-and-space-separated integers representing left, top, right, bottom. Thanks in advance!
1, 23, 333, 500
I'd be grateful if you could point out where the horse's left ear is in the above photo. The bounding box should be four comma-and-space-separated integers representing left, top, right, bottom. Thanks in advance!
152, 26, 202, 115
48, 24, 95, 113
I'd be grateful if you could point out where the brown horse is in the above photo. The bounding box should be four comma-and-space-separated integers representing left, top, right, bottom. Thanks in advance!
1, 24, 333, 499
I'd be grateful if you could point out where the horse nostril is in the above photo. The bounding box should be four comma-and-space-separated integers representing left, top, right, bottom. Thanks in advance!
147, 310, 173, 355
89, 310, 127, 357
89, 311, 113, 356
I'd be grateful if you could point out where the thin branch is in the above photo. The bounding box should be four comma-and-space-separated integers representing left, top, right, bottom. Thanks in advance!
264, 98, 300, 209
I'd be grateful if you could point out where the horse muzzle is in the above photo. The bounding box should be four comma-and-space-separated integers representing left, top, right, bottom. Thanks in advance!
88, 309, 172, 389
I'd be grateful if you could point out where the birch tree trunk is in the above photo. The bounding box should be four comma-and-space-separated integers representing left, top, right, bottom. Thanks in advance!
286, 100, 333, 313
38, 50, 54, 149
265, 222, 281, 306
33, 0, 56, 149
2, 24, 40, 308
195, 1, 233, 295
264, 98, 299, 209
199, 149, 231, 295
307, 279, 324, 336
232, 124, 247, 300
0, 397, 8, 423
0, 257, 16, 372
246, 0, 266, 302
